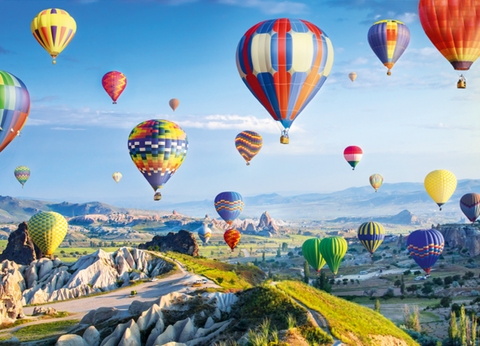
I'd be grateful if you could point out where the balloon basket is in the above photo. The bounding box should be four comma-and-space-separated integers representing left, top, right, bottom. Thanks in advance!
280, 136, 289, 144
113, 101, 117, 104
387, 70, 391, 76
457, 80, 466, 89
246, 162, 250, 166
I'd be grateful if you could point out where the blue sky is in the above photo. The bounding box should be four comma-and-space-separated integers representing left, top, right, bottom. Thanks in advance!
0, 0, 478, 210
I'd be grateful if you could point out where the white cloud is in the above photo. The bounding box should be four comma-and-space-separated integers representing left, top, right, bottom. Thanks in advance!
351, 57, 369, 65
397, 12, 418, 24
51, 127, 86, 131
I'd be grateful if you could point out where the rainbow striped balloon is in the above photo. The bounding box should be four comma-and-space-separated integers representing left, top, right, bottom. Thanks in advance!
369, 174, 384, 192
368, 19, 410, 75
358, 221, 385, 254
224, 229, 241, 251
235, 131, 262, 165
14, 166, 30, 188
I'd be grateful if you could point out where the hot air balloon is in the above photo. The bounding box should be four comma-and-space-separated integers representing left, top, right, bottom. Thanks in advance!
358, 222, 385, 255
319, 236, 347, 275
407, 229, 444, 275
27, 211, 68, 257
236, 18, 334, 144
369, 174, 383, 192
235, 131, 262, 165
14, 166, 30, 188
102, 72, 127, 104
367, 20, 410, 76
460, 193, 480, 223
214, 192, 244, 226
128, 120, 188, 200
224, 229, 241, 251
348, 72, 357, 82
302, 238, 326, 272
424, 170, 457, 211
198, 224, 212, 245
31, 9, 76, 65
419, 0, 480, 88
344, 146, 363, 170
169, 99, 179, 112
112, 172, 122, 184
0, 72, 30, 154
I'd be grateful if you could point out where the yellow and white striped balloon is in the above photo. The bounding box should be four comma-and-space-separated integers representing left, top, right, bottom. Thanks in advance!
424, 170, 457, 210
27, 211, 68, 255
112, 172, 122, 183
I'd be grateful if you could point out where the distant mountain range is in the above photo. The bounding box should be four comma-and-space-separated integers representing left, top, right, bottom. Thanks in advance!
1, 179, 478, 222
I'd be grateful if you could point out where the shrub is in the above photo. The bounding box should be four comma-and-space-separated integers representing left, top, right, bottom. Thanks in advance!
471, 290, 480, 297
440, 296, 452, 308
404, 270, 412, 276
299, 325, 333, 345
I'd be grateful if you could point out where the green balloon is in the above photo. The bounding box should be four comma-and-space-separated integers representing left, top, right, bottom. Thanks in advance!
319, 236, 348, 275
302, 238, 326, 272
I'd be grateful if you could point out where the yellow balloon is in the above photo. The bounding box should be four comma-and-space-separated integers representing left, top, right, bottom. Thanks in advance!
27, 211, 68, 256
424, 170, 457, 210
31, 8, 77, 64
112, 172, 122, 183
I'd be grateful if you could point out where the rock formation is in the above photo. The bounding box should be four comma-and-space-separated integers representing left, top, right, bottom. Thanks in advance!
435, 224, 480, 256
257, 211, 279, 236
0, 222, 42, 265
0, 261, 25, 325
139, 230, 199, 256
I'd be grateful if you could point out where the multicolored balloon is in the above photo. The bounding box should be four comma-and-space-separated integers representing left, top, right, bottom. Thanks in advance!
419, 0, 480, 80
407, 229, 444, 275
344, 146, 363, 170
424, 170, 457, 210
236, 18, 334, 144
112, 172, 122, 184
369, 174, 383, 192
224, 228, 241, 251
169, 99, 179, 112
0, 72, 30, 154
31, 8, 76, 64
102, 71, 127, 104
235, 131, 262, 165
319, 236, 348, 275
128, 120, 188, 200
14, 166, 30, 188
214, 192, 244, 226
368, 19, 410, 76
358, 222, 385, 255
28, 211, 68, 256
348, 72, 357, 82
198, 224, 212, 245
460, 193, 480, 223
302, 238, 326, 272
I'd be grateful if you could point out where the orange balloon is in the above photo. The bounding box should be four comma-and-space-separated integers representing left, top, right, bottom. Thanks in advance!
224, 229, 241, 251
169, 98, 179, 111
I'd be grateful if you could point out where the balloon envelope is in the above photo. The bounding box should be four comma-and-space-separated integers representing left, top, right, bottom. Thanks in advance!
214, 192, 244, 225
424, 170, 457, 210
31, 8, 76, 64
368, 20, 410, 75
236, 18, 334, 140
358, 222, 385, 254
302, 238, 326, 272
14, 166, 30, 188
112, 172, 122, 183
28, 211, 68, 255
319, 236, 347, 275
198, 224, 212, 245
224, 229, 241, 251
344, 146, 363, 170
128, 120, 188, 196
235, 131, 262, 165
460, 193, 480, 223
407, 229, 444, 274
169, 99, 179, 111
102, 72, 127, 104
348, 72, 357, 82
419, 0, 480, 71
0, 71, 30, 154
369, 174, 383, 192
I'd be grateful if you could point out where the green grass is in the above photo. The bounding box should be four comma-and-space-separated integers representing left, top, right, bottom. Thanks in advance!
13, 319, 79, 342
167, 252, 265, 290
276, 281, 420, 346
0, 318, 34, 330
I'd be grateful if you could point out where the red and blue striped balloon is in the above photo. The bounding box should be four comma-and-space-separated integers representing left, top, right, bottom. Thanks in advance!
460, 193, 480, 224
407, 229, 444, 274
214, 191, 244, 226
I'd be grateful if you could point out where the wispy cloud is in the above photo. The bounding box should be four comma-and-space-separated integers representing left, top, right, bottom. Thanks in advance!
416, 123, 477, 131
51, 127, 86, 131
32, 96, 59, 104
0, 46, 11, 54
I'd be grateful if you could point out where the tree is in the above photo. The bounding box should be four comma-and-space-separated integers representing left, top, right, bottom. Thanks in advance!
440, 296, 452, 308
303, 261, 310, 284
374, 299, 381, 313
262, 251, 265, 262
254, 258, 258, 266
444, 276, 453, 285
400, 276, 405, 295
448, 311, 458, 344
406, 284, 418, 293
313, 271, 332, 293
282, 242, 288, 252
394, 279, 401, 287
268, 268, 273, 279
276, 247, 281, 258
217, 278, 224, 284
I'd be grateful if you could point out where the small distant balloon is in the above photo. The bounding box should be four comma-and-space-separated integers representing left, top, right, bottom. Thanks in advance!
214, 192, 244, 225
14, 166, 30, 188
198, 224, 212, 245
224, 229, 241, 251
169, 99, 179, 112
235, 131, 262, 165
348, 72, 357, 82
31, 8, 76, 64
369, 174, 383, 192
344, 146, 363, 170
102, 71, 127, 104
424, 170, 457, 210
460, 193, 480, 224
112, 172, 122, 184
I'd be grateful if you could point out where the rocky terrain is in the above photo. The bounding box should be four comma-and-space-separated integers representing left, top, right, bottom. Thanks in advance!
139, 230, 199, 256
0, 247, 173, 306
0, 222, 42, 265
435, 223, 480, 256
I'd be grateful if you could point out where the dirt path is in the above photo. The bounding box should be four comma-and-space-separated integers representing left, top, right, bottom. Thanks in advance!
0, 314, 84, 335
